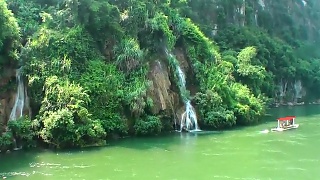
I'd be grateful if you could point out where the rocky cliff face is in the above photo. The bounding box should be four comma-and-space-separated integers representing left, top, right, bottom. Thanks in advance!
0, 67, 16, 132
199, 0, 319, 40
184, 0, 319, 104
147, 59, 178, 115
146, 48, 196, 127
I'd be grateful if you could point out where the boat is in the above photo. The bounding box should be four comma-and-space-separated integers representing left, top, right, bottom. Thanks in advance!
271, 116, 299, 132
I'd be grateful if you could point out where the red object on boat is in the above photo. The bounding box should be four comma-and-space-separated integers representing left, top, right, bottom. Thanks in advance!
277, 116, 296, 121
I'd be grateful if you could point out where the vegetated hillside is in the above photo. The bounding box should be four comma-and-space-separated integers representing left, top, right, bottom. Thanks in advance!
187, 0, 320, 102
0, 0, 320, 150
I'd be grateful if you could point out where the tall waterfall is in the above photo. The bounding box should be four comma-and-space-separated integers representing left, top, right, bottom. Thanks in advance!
9, 68, 25, 121
294, 80, 303, 101
254, 10, 258, 26
165, 49, 200, 132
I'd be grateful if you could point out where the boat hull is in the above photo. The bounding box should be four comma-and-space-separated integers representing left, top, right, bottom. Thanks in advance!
271, 124, 299, 132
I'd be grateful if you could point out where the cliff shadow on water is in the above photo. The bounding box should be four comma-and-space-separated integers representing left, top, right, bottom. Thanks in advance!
266, 104, 320, 120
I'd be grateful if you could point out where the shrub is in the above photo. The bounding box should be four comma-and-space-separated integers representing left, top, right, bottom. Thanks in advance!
7, 116, 35, 148
134, 115, 162, 136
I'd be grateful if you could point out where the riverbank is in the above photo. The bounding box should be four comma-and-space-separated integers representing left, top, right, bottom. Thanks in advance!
2, 104, 319, 155
270, 99, 320, 108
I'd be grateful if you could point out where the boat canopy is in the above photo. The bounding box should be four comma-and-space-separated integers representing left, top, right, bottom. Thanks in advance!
277, 116, 296, 121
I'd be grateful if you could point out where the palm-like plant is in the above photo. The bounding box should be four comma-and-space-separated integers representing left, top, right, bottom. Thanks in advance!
113, 38, 144, 73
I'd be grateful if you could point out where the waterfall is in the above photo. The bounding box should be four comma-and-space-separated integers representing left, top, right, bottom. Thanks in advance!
165, 49, 200, 132
212, 24, 218, 36
9, 68, 25, 121
254, 10, 258, 26
180, 101, 199, 131
279, 79, 287, 98
258, 0, 265, 10
294, 80, 303, 101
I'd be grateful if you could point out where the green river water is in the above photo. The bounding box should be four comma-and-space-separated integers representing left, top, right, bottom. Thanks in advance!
1, 105, 320, 180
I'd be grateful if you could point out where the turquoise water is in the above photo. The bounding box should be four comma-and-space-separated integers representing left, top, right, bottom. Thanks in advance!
1, 105, 320, 179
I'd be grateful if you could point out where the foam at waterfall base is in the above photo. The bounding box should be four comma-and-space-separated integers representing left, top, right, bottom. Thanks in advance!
189, 129, 202, 133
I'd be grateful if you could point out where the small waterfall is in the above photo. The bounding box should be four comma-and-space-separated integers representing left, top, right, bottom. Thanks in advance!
254, 10, 258, 26
165, 49, 200, 132
180, 101, 199, 131
294, 80, 303, 102
279, 79, 287, 99
177, 66, 186, 88
258, 0, 265, 10
212, 24, 218, 36
9, 68, 25, 121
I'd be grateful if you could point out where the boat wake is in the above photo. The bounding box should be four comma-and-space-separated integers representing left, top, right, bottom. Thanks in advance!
259, 129, 270, 134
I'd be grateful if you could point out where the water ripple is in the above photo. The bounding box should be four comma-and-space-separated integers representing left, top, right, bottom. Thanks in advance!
261, 149, 287, 154
0, 171, 31, 178
30, 162, 61, 168
213, 175, 261, 180
263, 139, 304, 145
286, 167, 306, 171
298, 159, 319, 162
202, 153, 224, 156
28, 162, 92, 170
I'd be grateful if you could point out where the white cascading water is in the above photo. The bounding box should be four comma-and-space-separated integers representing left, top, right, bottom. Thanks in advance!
254, 10, 258, 26
212, 24, 218, 36
180, 101, 199, 131
9, 68, 25, 121
165, 49, 200, 132
258, 0, 265, 10
294, 80, 303, 101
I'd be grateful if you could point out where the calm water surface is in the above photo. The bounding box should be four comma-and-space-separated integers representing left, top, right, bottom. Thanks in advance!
1, 105, 320, 180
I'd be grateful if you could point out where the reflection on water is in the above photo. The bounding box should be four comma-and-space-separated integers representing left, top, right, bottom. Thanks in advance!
1, 105, 320, 180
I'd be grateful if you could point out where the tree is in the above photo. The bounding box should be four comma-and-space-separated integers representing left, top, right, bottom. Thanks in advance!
0, 1, 20, 70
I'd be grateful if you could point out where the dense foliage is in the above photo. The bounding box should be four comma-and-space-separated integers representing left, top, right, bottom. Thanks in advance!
0, 1, 20, 72
0, 116, 34, 151
1, 0, 320, 150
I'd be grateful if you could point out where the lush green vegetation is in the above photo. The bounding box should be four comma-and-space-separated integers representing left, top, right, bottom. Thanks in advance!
1, 0, 320, 150
0, 1, 20, 72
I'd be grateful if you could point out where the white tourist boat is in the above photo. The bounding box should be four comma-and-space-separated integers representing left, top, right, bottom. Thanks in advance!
271, 116, 299, 132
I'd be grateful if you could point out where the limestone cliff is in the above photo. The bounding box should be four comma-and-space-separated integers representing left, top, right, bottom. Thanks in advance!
147, 59, 178, 115
0, 67, 16, 132
146, 47, 199, 128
